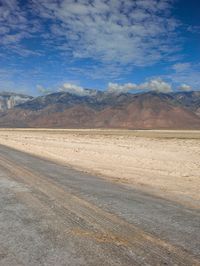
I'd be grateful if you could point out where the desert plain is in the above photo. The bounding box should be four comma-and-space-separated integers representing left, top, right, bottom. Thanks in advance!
0, 129, 200, 265
0, 128, 199, 208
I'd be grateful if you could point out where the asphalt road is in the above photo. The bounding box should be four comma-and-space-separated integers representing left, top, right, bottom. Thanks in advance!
0, 144, 199, 266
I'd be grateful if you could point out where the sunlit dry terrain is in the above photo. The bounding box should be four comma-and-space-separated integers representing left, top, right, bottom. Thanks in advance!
0, 129, 200, 208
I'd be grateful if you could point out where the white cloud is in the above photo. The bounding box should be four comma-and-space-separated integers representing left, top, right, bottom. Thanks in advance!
169, 62, 200, 90
139, 79, 172, 93
37, 77, 197, 96
31, 0, 179, 66
107, 78, 172, 94
187, 25, 200, 34
37, 78, 173, 96
59, 83, 96, 96
0, 0, 26, 45
179, 84, 192, 91
0, 0, 42, 56
2, 0, 198, 91
107, 82, 137, 93
37, 85, 53, 95
172, 63, 191, 72
60, 83, 84, 94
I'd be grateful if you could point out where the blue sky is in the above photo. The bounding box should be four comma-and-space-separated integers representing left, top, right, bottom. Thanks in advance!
0, 0, 199, 95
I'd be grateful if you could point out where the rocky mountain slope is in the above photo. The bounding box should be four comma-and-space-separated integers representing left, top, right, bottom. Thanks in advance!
172, 91, 200, 117
0, 90, 200, 129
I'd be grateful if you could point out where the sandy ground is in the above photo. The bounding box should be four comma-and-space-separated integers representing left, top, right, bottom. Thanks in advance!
0, 129, 200, 207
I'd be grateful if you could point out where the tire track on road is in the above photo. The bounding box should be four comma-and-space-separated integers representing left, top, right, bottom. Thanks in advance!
0, 151, 199, 266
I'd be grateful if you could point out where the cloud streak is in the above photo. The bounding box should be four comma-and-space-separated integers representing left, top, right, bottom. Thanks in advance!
0, 0, 42, 56
169, 62, 200, 89
31, 0, 179, 66
0, 0, 198, 92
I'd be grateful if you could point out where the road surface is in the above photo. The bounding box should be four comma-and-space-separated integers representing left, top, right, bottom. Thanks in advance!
0, 144, 199, 265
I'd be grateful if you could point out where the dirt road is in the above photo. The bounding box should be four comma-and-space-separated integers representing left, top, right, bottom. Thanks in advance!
0, 144, 199, 265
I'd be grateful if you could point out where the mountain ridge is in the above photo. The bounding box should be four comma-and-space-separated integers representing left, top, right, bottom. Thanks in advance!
0, 92, 33, 112
0, 90, 200, 129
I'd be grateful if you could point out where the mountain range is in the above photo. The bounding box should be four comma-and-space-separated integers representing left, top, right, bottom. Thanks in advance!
0, 90, 200, 129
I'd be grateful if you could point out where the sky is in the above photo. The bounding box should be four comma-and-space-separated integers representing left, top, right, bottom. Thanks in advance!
0, 0, 199, 96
